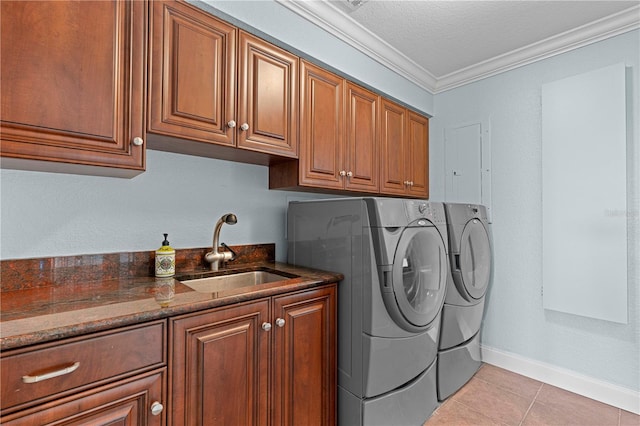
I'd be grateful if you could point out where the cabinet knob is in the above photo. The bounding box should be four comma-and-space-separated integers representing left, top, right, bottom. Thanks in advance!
132, 137, 144, 147
403, 180, 409, 186
339, 170, 346, 177
262, 322, 272, 331
240, 123, 249, 131
150, 401, 164, 416
227, 120, 236, 128
275, 318, 285, 327
346, 171, 353, 177
409, 181, 414, 186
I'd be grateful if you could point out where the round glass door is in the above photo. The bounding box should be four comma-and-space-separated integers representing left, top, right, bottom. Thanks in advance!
457, 219, 491, 300
390, 226, 447, 331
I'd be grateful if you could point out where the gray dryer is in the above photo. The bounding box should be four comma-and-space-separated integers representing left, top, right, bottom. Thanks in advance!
437, 203, 493, 401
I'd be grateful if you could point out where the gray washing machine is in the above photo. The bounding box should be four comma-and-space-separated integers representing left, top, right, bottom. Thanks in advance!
437, 203, 492, 401
288, 197, 449, 426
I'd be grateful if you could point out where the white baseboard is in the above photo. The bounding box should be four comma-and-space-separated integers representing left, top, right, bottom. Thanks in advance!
481, 345, 640, 415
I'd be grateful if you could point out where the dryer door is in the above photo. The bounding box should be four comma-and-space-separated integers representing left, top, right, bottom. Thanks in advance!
388, 226, 448, 332
455, 219, 491, 300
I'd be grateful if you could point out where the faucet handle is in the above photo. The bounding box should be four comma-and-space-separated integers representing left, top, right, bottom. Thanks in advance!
221, 242, 237, 261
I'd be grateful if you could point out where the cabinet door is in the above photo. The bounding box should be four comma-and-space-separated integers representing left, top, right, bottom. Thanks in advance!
238, 31, 298, 157
272, 285, 337, 426
380, 99, 408, 195
407, 111, 429, 198
345, 83, 379, 193
171, 300, 270, 426
0, 0, 145, 176
149, 0, 236, 146
0, 370, 165, 426
299, 61, 344, 189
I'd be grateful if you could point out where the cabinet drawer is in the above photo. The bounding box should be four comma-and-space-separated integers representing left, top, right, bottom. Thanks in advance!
1, 321, 166, 413
1, 369, 166, 426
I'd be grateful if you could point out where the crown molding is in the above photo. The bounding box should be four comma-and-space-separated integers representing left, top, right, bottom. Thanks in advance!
276, 1, 640, 94
435, 5, 640, 93
274, 0, 438, 90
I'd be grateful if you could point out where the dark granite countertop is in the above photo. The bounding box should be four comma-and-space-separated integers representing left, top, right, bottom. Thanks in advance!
0, 245, 343, 351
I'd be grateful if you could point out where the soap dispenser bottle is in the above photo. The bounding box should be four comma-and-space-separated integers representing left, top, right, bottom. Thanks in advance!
155, 233, 175, 277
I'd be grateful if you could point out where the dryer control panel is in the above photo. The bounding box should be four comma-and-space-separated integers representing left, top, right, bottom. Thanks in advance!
405, 200, 446, 226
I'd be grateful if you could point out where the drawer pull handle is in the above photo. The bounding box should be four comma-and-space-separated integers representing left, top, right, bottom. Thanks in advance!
22, 362, 80, 383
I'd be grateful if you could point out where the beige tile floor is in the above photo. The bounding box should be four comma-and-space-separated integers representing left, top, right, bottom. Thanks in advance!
425, 364, 640, 426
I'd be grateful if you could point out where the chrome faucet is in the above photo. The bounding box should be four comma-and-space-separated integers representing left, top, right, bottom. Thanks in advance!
205, 213, 237, 271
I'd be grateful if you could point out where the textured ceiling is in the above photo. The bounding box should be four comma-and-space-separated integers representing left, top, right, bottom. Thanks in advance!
279, 1, 640, 92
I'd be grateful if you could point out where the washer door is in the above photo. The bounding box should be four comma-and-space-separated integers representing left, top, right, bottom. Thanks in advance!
387, 226, 448, 332
455, 219, 491, 300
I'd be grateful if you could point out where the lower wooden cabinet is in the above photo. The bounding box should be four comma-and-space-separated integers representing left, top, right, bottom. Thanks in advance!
170, 284, 337, 425
271, 286, 337, 425
0, 370, 166, 426
0, 321, 167, 425
0, 285, 337, 425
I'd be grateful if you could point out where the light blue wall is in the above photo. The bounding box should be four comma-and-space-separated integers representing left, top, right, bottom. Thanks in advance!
431, 30, 640, 391
0, 150, 326, 261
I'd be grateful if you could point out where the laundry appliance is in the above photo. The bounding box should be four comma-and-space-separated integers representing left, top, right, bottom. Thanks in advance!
287, 197, 449, 425
437, 203, 492, 401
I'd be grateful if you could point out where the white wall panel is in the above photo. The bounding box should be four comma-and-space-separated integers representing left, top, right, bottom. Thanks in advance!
541, 63, 628, 324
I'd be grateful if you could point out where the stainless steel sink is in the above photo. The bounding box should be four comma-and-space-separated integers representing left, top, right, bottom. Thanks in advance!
179, 270, 296, 293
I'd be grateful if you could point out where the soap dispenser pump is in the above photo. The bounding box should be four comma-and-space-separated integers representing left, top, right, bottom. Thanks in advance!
155, 233, 175, 277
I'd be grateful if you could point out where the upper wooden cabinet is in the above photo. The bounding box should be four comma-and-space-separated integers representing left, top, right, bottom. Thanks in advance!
271, 61, 379, 193
380, 99, 429, 198
148, 0, 298, 160
0, 0, 146, 177
406, 111, 429, 198
237, 31, 299, 157
148, 0, 236, 146
298, 61, 344, 190
379, 99, 407, 196
345, 82, 379, 193
1, 0, 427, 190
